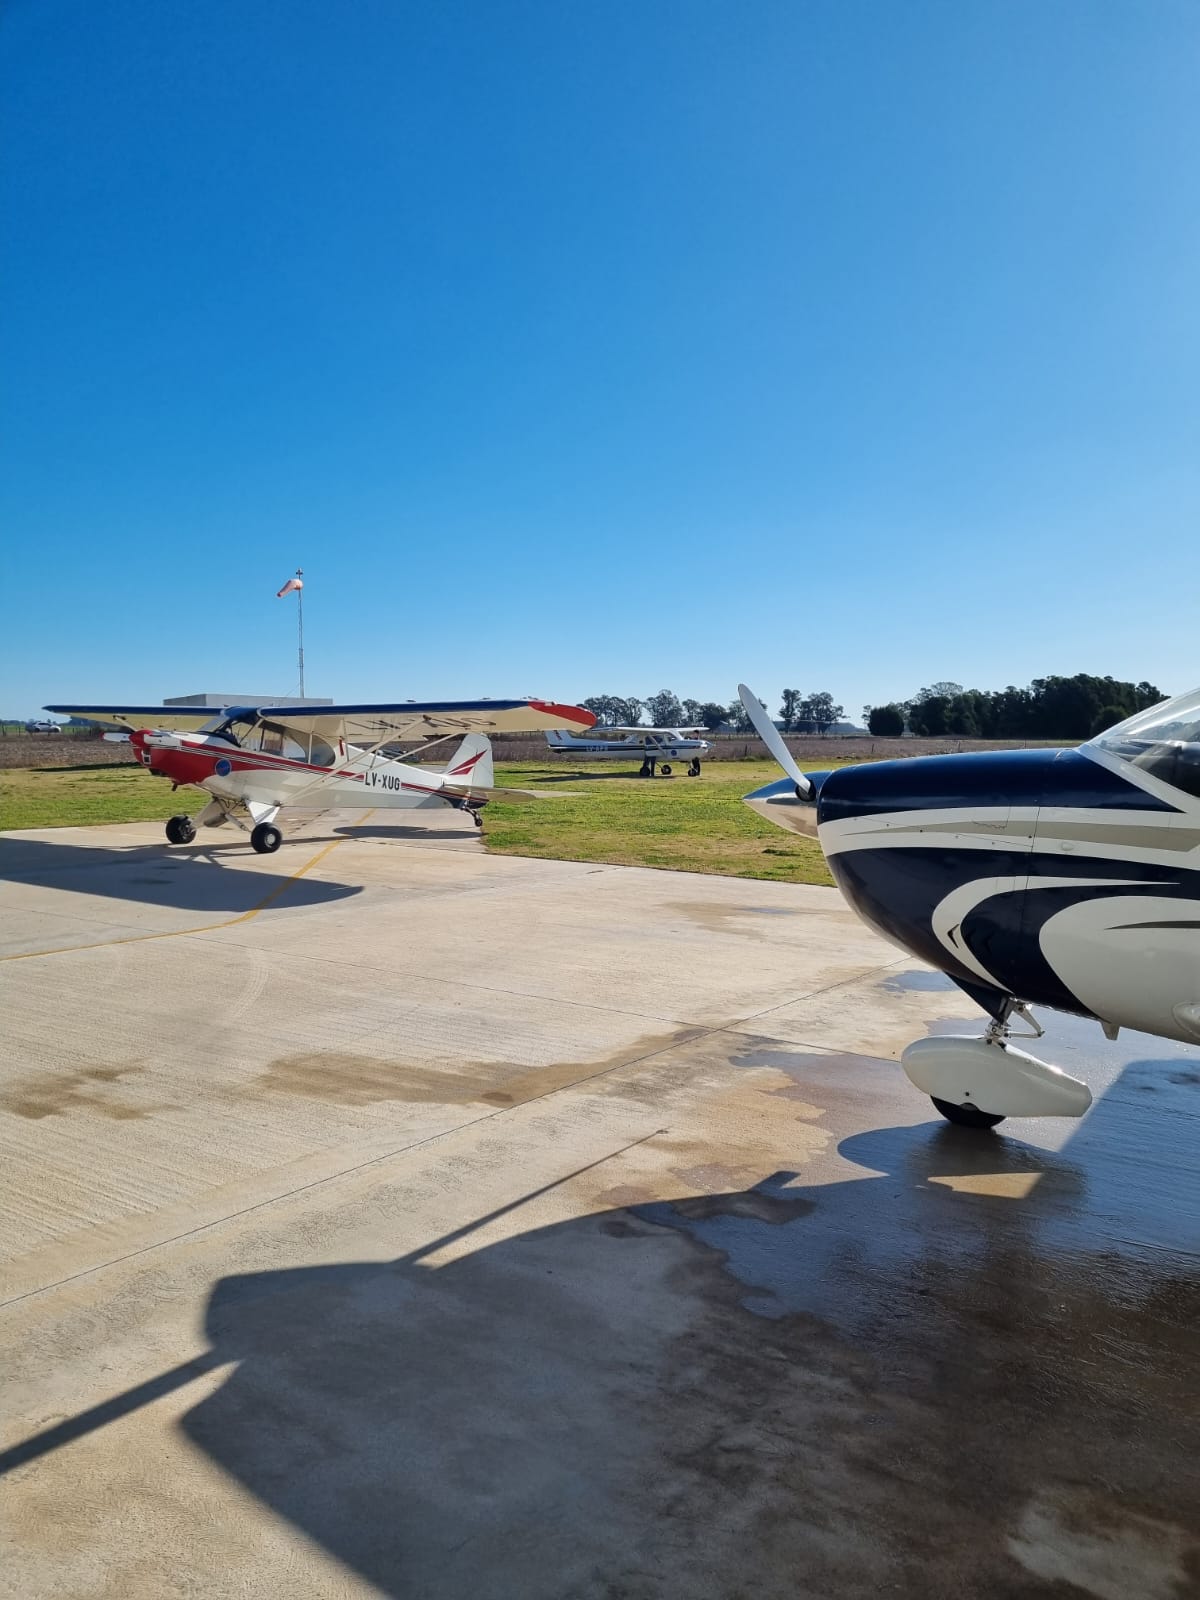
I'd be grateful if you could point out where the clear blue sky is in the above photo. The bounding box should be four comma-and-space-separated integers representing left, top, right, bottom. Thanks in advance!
2, 0, 1197, 721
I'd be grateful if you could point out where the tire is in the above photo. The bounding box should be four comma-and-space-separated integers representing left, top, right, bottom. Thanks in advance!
931, 1096, 1005, 1130
165, 815, 195, 845
688, 761, 701, 777
660, 763, 672, 776
251, 822, 283, 854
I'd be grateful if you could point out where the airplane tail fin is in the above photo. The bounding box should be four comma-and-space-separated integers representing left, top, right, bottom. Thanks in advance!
544, 729, 569, 748
442, 733, 494, 789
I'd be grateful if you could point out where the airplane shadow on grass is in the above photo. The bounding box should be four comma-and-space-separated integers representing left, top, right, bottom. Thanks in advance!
505, 767, 673, 784
3, 1055, 1197, 1598
0, 836, 362, 914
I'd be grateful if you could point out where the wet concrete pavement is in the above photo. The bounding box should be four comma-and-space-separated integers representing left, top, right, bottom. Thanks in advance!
1, 815, 1197, 1598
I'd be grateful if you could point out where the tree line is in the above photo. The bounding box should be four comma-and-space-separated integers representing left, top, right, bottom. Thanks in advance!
863, 674, 1163, 741
584, 673, 1165, 742
581, 690, 847, 734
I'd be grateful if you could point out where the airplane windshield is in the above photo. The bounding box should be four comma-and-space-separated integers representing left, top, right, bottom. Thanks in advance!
1087, 687, 1200, 800
210, 715, 337, 767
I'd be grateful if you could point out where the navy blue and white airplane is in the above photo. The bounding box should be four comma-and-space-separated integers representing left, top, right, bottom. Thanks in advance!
739, 683, 1200, 1129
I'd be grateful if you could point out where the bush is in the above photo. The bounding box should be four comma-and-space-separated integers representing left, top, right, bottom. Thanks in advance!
867, 704, 905, 737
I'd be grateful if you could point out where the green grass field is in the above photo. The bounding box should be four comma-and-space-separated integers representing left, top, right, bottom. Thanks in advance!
0, 758, 846, 886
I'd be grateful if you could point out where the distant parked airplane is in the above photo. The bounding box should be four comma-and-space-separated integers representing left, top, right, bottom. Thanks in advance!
545, 725, 710, 777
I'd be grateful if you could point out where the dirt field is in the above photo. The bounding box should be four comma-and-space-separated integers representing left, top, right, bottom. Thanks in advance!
0, 729, 1063, 771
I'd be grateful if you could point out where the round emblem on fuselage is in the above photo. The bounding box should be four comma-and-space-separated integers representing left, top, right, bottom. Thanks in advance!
215, 758, 232, 777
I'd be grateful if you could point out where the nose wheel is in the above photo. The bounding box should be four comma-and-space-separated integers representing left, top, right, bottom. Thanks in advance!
165, 815, 196, 845
930, 1096, 1005, 1129
251, 822, 283, 854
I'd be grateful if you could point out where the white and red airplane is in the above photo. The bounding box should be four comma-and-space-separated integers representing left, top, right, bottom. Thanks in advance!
46, 699, 596, 853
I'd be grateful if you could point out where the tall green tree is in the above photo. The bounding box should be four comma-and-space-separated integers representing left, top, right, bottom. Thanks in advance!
644, 690, 685, 728
779, 688, 802, 731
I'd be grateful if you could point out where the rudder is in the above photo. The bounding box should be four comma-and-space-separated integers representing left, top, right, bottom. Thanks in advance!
443, 733, 494, 788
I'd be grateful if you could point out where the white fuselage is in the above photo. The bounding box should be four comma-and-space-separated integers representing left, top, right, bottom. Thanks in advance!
545, 730, 709, 759
134, 730, 485, 817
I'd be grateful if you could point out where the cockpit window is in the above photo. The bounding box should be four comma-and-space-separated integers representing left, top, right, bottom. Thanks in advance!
1087, 687, 1200, 800
209, 714, 337, 767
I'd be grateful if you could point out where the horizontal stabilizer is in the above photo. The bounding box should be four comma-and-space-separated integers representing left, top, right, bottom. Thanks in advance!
442, 785, 579, 804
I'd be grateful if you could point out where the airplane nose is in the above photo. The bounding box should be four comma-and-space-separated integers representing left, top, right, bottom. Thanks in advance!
743, 770, 830, 838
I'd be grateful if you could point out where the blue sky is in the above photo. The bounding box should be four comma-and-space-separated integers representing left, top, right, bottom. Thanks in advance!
2, 0, 1197, 721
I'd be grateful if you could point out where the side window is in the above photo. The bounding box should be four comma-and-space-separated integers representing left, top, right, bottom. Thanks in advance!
1132, 743, 1200, 801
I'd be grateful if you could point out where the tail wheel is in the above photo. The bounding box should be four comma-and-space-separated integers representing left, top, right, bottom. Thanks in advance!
471, 809, 484, 829
660, 763, 672, 776
251, 822, 283, 854
931, 1096, 1005, 1130
165, 815, 195, 845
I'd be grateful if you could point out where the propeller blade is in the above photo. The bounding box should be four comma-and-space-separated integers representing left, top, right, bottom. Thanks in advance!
737, 684, 812, 799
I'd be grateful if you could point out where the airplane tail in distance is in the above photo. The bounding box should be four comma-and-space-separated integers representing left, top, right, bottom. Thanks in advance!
544, 730, 574, 748
443, 733, 494, 789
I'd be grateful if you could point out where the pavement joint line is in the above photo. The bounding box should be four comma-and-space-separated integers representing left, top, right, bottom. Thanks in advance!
722, 954, 912, 1027
0, 819, 376, 964
0, 1025, 707, 1310
0, 1128, 671, 1479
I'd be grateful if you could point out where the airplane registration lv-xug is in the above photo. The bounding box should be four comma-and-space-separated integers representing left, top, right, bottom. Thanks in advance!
45, 698, 597, 854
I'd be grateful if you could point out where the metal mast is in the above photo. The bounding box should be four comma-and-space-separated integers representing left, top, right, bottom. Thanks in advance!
295, 568, 305, 696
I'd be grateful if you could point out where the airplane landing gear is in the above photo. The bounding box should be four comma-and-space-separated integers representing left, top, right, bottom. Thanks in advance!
930, 1096, 1005, 1130
251, 822, 283, 854
470, 808, 484, 829
902, 1000, 1092, 1129
660, 763, 672, 776
165, 815, 196, 845
687, 759, 701, 777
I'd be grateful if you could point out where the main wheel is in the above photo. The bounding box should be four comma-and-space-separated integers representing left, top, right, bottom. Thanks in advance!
687, 760, 701, 776
250, 822, 283, 854
165, 815, 195, 845
931, 1096, 1005, 1129
660, 763, 672, 776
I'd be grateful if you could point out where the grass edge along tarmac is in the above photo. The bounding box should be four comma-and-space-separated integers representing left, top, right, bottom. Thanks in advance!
0, 759, 845, 887
489, 760, 837, 885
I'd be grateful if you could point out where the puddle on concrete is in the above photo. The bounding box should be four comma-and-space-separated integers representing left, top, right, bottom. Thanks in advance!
665, 900, 821, 937
0, 1062, 151, 1120
256, 1028, 700, 1110
881, 968, 958, 994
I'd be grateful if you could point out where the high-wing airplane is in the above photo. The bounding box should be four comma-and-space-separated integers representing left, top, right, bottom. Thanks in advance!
545, 726, 710, 777
46, 699, 596, 853
738, 682, 1200, 1129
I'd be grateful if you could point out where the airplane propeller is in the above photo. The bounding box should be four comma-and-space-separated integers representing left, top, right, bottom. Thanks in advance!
737, 684, 812, 799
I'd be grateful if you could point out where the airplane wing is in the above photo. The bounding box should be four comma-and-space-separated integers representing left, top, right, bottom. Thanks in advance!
43, 704, 227, 733
597, 725, 707, 737
253, 699, 596, 744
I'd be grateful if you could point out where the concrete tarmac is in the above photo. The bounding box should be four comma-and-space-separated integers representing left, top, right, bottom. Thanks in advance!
1, 813, 1197, 1599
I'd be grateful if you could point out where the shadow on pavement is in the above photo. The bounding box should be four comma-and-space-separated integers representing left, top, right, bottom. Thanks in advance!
3, 1061, 1196, 1596
0, 836, 361, 913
